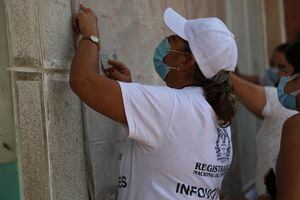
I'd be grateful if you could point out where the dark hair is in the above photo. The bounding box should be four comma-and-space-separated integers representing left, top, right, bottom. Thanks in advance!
285, 41, 300, 74
275, 43, 290, 54
292, 29, 300, 42
194, 68, 237, 128
270, 43, 290, 66
184, 42, 237, 128
265, 169, 277, 200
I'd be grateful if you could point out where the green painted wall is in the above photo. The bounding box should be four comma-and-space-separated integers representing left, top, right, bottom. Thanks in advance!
0, 161, 20, 200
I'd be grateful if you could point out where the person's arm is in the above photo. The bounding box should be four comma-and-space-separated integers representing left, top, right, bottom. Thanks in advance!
234, 70, 260, 85
230, 73, 266, 118
70, 4, 128, 124
235, 73, 260, 85
276, 114, 300, 200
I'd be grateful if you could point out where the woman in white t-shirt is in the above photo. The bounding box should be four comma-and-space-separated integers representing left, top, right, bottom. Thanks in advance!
71, 5, 238, 200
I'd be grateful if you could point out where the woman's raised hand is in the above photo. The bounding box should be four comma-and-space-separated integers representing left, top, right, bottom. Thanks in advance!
105, 60, 132, 83
72, 4, 99, 37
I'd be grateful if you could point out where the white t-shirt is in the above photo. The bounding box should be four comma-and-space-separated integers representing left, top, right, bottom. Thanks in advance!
118, 82, 233, 200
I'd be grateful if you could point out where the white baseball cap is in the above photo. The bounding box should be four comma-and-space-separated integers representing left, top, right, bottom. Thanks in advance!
163, 8, 238, 79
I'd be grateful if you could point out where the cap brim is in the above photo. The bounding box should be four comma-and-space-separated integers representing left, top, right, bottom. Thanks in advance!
164, 8, 187, 40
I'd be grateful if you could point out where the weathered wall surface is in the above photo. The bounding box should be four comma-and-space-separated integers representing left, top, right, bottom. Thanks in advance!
4, 0, 89, 199
224, 0, 269, 197
1, 0, 286, 199
264, 0, 286, 60
0, 0, 21, 199
0, 0, 16, 166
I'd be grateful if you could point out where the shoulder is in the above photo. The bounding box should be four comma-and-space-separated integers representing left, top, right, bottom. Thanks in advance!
283, 114, 300, 131
119, 82, 173, 91
119, 82, 205, 98
262, 86, 278, 114
264, 86, 276, 93
177, 86, 205, 99
263, 86, 297, 117
118, 82, 175, 97
263, 86, 277, 99
171, 87, 208, 108
281, 114, 300, 146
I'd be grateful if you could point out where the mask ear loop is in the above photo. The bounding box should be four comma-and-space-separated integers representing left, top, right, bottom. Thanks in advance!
167, 66, 177, 70
168, 49, 191, 55
291, 89, 300, 96
288, 73, 300, 81
167, 66, 182, 71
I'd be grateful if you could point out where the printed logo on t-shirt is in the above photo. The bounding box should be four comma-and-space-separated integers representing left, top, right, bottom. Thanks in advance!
175, 182, 220, 199
215, 128, 231, 164
193, 162, 230, 178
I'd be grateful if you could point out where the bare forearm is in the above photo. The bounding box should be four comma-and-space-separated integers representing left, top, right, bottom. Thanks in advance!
235, 72, 260, 85
230, 73, 266, 118
70, 40, 99, 80
69, 4, 127, 124
68, 40, 126, 123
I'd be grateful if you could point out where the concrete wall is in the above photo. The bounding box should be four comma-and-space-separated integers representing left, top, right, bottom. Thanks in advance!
1, 0, 286, 199
224, 0, 269, 198
0, 0, 16, 166
3, 0, 89, 199
264, 0, 286, 60
0, 0, 21, 199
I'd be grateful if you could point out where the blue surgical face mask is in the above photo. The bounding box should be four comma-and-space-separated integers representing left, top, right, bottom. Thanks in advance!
153, 38, 190, 80
268, 67, 279, 84
153, 38, 172, 80
277, 74, 300, 110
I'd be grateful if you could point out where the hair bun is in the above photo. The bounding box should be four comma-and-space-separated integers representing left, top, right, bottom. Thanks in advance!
211, 71, 230, 84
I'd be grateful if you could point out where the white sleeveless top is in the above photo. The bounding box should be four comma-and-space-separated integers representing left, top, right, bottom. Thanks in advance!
255, 87, 297, 195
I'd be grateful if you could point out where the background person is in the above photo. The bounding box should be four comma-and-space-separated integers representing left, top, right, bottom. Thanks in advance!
229, 70, 297, 199
235, 43, 292, 87
230, 43, 295, 199
276, 41, 300, 200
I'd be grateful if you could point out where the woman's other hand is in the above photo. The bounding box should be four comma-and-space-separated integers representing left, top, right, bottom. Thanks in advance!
72, 4, 99, 37
105, 60, 132, 83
